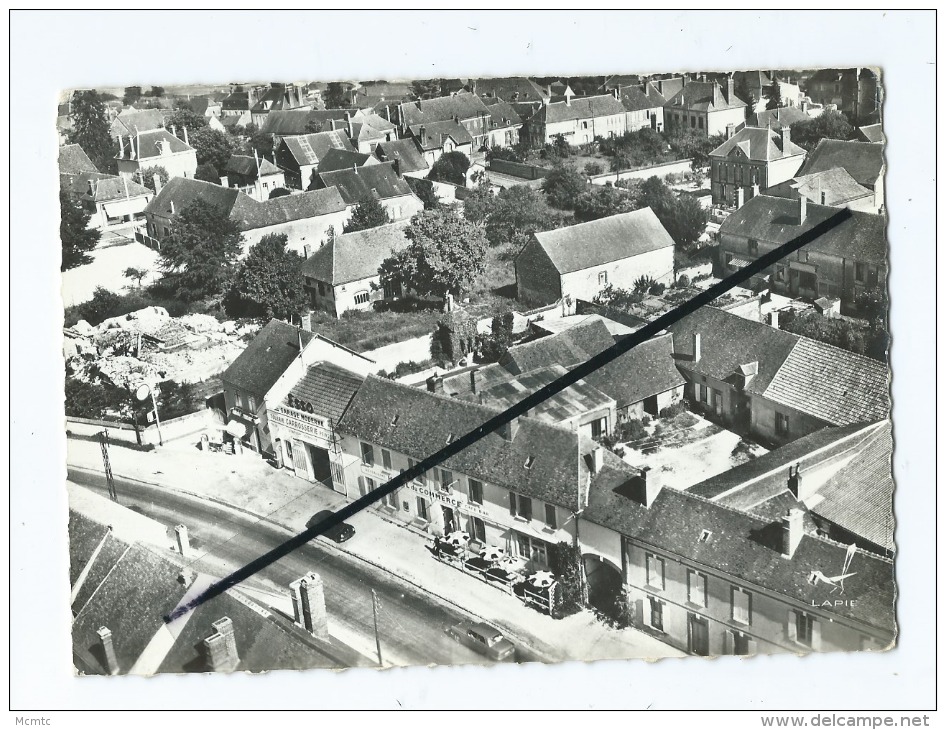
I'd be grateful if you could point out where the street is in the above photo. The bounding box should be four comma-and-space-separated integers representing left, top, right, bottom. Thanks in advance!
68, 468, 541, 668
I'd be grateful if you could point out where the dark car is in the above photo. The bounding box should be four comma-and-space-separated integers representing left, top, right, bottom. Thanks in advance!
306, 510, 355, 543
445, 621, 516, 662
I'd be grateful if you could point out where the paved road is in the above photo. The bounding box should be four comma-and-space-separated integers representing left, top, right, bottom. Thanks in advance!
69, 468, 539, 668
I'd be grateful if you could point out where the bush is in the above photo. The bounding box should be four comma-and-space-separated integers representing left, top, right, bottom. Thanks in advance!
649, 282, 666, 296
377, 360, 433, 380
658, 401, 688, 419
675, 274, 690, 288
64, 285, 207, 328
641, 415, 651, 426
614, 418, 647, 443
584, 161, 604, 176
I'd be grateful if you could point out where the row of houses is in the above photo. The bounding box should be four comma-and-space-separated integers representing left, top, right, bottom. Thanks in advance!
218, 305, 893, 656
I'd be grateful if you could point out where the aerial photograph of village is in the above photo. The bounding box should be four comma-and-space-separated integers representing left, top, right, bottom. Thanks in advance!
59, 67, 893, 674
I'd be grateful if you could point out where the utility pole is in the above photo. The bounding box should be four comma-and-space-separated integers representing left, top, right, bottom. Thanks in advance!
100, 430, 117, 501
371, 589, 383, 667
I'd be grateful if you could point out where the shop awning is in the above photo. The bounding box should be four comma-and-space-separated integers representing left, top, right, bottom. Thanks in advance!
226, 419, 250, 438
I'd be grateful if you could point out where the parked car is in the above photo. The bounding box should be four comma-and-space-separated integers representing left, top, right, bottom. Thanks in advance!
444, 621, 516, 662
306, 510, 355, 543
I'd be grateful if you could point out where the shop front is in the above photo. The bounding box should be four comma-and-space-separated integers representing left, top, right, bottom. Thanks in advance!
268, 404, 341, 490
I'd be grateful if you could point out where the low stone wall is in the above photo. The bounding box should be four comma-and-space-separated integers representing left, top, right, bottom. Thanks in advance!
66, 408, 217, 447
589, 158, 693, 186
488, 159, 550, 180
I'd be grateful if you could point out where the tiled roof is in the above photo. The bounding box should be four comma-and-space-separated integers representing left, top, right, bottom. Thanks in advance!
482, 98, 523, 128
764, 337, 890, 426
261, 109, 350, 136
224, 155, 281, 178
375, 139, 429, 174
750, 106, 812, 131
619, 85, 663, 113
144, 176, 247, 218
316, 148, 375, 174
281, 131, 355, 166
718, 194, 887, 264
284, 362, 365, 423
529, 207, 675, 275
301, 220, 410, 286
335, 374, 638, 511
664, 81, 747, 112
710, 126, 807, 162
313, 162, 413, 204
733, 70, 775, 90
113, 109, 167, 135
59, 144, 99, 174
221, 319, 316, 396
60, 172, 151, 202
398, 93, 491, 127
500, 318, 616, 375
250, 84, 306, 114
582, 333, 686, 409
472, 77, 549, 104
797, 139, 885, 187
582, 485, 895, 633
126, 128, 194, 160
537, 94, 626, 124
352, 110, 396, 132
810, 422, 895, 552
239, 187, 347, 229
408, 120, 474, 150
763, 168, 873, 207
857, 124, 884, 144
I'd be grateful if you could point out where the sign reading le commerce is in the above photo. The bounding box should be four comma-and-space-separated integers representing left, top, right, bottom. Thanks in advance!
269, 405, 335, 450
359, 464, 488, 517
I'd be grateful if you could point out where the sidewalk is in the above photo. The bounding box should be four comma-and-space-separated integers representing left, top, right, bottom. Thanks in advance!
66, 437, 684, 663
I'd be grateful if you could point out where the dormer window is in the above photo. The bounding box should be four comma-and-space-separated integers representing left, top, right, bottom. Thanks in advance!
445, 432, 455, 445
698, 529, 712, 544
390, 414, 400, 426
524, 455, 536, 470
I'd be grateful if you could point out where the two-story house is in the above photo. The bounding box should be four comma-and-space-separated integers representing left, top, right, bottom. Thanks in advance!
795, 139, 885, 213
663, 78, 747, 138
708, 125, 807, 206
396, 93, 493, 150
273, 130, 355, 190
717, 194, 887, 310
309, 162, 424, 223
763, 168, 875, 212
109, 108, 166, 141
221, 153, 286, 201
249, 83, 310, 127
115, 128, 198, 181
524, 92, 627, 147
618, 82, 667, 132
515, 208, 676, 306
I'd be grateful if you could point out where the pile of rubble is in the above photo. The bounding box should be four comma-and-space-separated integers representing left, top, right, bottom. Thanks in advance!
64, 307, 261, 388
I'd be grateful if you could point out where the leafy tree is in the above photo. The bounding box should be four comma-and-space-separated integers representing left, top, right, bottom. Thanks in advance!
667, 129, 725, 170
67, 90, 115, 172
123, 266, 149, 288
343, 194, 392, 233
405, 176, 440, 210
410, 79, 442, 101
790, 110, 854, 151
159, 198, 244, 300
138, 165, 169, 193
855, 287, 888, 323
428, 151, 471, 186
734, 76, 757, 112
584, 161, 604, 176
541, 164, 589, 210
195, 162, 221, 183
485, 185, 565, 247
269, 187, 291, 199
638, 176, 709, 251
766, 80, 783, 111
189, 126, 237, 171
486, 145, 523, 163
75, 286, 123, 325
573, 184, 641, 223
155, 380, 204, 420
460, 182, 495, 225
123, 86, 142, 105
225, 233, 307, 320
478, 311, 516, 362
548, 541, 585, 617
164, 107, 209, 134
243, 123, 274, 159
378, 208, 488, 300
593, 284, 644, 309
324, 82, 350, 109
149, 86, 165, 97
60, 190, 100, 270
64, 378, 131, 420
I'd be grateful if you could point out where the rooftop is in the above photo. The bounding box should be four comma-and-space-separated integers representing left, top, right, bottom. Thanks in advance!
313, 161, 413, 204
763, 168, 874, 207
710, 126, 807, 162
280, 130, 355, 166
315, 148, 376, 174
301, 219, 411, 286
221, 319, 316, 396
59, 144, 98, 175
750, 106, 812, 131
664, 80, 747, 112
797, 139, 885, 187
261, 109, 349, 137
375, 139, 429, 174
283, 362, 365, 423
398, 93, 492, 128
408, 120, 474, 150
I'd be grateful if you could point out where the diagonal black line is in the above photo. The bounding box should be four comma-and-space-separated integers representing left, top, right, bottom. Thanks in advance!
165, 207, 853, 622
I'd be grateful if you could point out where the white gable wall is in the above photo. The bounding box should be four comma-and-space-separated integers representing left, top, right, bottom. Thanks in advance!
558, 246, 675, 303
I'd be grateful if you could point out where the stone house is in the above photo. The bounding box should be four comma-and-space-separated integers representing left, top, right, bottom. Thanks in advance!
709, 126, 807, 206
663, 78, 748, 138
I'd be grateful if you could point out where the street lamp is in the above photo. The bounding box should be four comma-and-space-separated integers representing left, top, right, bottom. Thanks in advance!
134, 382, 164, 446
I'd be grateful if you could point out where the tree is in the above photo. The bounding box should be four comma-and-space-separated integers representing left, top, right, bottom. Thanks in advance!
189, 126, 236, 171
64, 378, 131, 421
541, 164, 589, 210
75, 286, 123, 325
405, 176, 440, 210
159, 198, 244, 300
138, 165, 169, 193
123, 86, 142, 105
149, 86, 165, 97
461, 183, 495, 225
67, 90, 115, 172
378, 208, 487, 300
478, 311, 516, 362
243, 123, 274, 159
485, 185, 565, 247
487, 145, 523, 163
428, 151, 471, 186
269, 187, 291, 199
155, 380, 203, 420
410, 79, 442, 101
164, 107, 209, 134
548, 541, 585, 617
593, 284, 644, 310
766, 80, 783, 110
638, 176, 708, 251
225, 233, 307, 320
343, 194, 392, 233
324, 82, 350, 109
195, 162, 221, 183
734, 76, 757, 112
60, 190, 100, 270
667, 129, 724, 170
584, 161, 604, 176
573, 184, 641, 223
790, 110, 854, 151
123, 266, 149, 288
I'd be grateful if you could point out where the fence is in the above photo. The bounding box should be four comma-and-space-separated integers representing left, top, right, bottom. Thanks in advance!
589, 158, 694, 186
134, 229, 161, 251
487, 159, 550, 181
66, 408, 217, 447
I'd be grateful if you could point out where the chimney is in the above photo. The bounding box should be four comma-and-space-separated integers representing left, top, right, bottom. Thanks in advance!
183, 125, 189, 147
97, 627, 120, 675
780, 508, 805, 558
391, 158, 401, 177
692, 333, 701, 363
87, 178, 96, 197
780, 125, 791, 151
769, 310, 779, 329
590, 444, 604, 475
499, 416, 520, 442
445, 292, 454, 312
220, 175, 229, 188
385, 105, 391, 122
346, 111, 353, 139
726, 122, 735, 139
820, 191, 827, 205
128, 135, 136, 160
798, 195, 808, 225
612, 87, 619, 100
118, 136, 126, 158
247, 87, 256, 109
726, 75, 735, 105
174, 524, 190, 557
330, 118, 337, 131
153, 174, 163, 194
171, 124, 178, 139
426, 374, 444, 393
203, 616, 240, 672
289, 572, 329, 641
170, 200, 176, 215
628, 466, 662, 507
353, 165, 358, 175
801, 98, 809, 113
787, 464, 805, 499
469, 367, 480, 394
565, 93, 571, 107
419, 125, 427, 147
752, 183, 760, 198
736, 187, 745, 209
